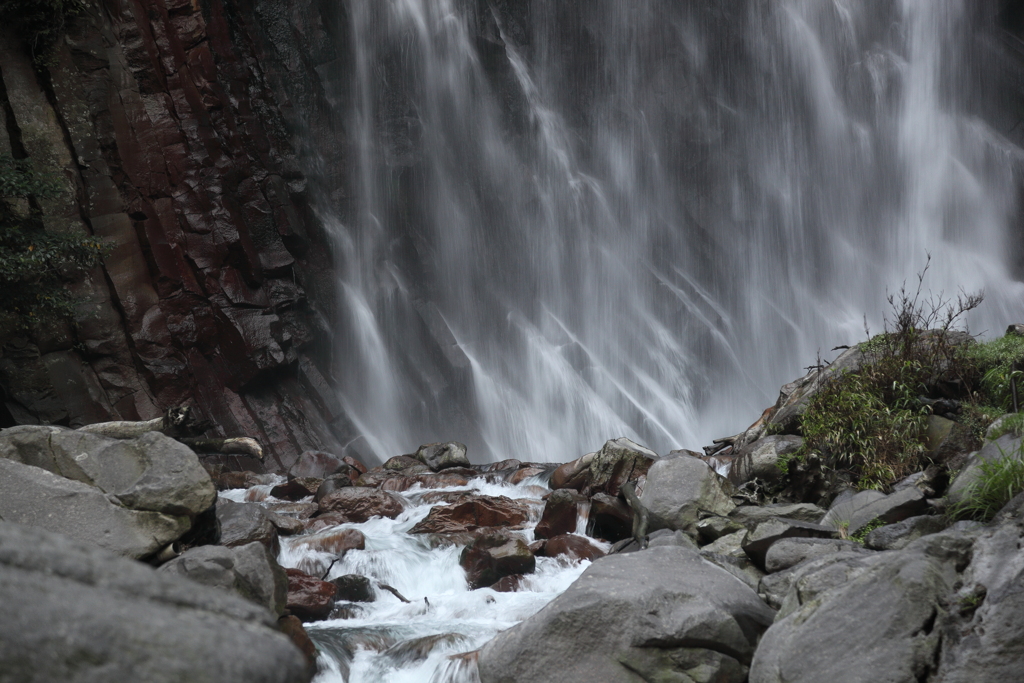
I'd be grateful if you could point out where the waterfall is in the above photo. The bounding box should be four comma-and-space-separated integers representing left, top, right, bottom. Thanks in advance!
319, 0, 1024, 465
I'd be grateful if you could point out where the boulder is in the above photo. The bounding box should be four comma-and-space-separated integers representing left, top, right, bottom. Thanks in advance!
588, 493, 632, 542
159, 542, 287, 616
331, 574, 375, 602
549, 452, 595, 490
288, 450, 347, 479
379, 471, 473, 491
728, 435, 803, 486
701, 530, 747, 558
947, 434, 1024, 506
490, 574, 526, 592
413, 442, 471, 471
696, 515, 746, 543
314, 474, 352, 502
303, 513, 349, 533
265, 510, 306, 536
460, 536, 536, 589
763, 537, 872, 574
820, 487, 929, 536
285, 568, 338, 622
383, 455, 430, 472
409, 496, 529, 534
317, 487, 406, 522
477, 546, 776, 683
0, 522, 310, 683
293, 528, 366, 555
508, 466, 546, 485
639, 455, 735, 534
270, 478, 321, 502
541, 534, 605, 561
534, 489, 585, 539
750, 534, 973, 683
216, 500, 280, 556
0, 458, 189, 559
742, 518, 837, 569
0, 425, 215, 517
586, 437, 657, 496
864, 515, 948, 551
730, 503, 827, 529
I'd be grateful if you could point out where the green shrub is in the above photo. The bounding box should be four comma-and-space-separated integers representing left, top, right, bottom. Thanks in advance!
987, 412, 1024, 441
965, 334, 1024, 412
0, 154, 105, 323
947, 449, 1024, 522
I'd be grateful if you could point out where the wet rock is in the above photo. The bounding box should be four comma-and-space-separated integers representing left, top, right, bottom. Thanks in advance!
763, 537, 872, 574
0, 458, 189, 559
639, 455, 735, 534
216, 471, 274, 491
382, 633, 472, 665
542, 534, 605, 561
534, 489, 585, 539
508, 466, 546, 485
414, 442, 471, 471
285, 568, 338, 623
588, 493, 632, 542
159, 542, 287, 616
265, 502, 319, 520
278, 615, 318, 670
383, 455, 430, 472
586, 437, 657, 496
303, 513, 349, 533
331, 574, 376, 602
490, 574, 526, 592
730, 503, 827, 529
549, 453, 595, 491
0, 522, 309, 683
314, 474, 352, 502
265, 510, 306, 536
741, 518, 838, 570
864, 515, 948, 551
0, 425, 215, 517
728, 435, 804, 486
478, 459, 523, 473
271, 477, 322, 501
317, 487, 406, 522
294, 528, 366, 555
460, 536, 536, 589
477, 546, 775, 683
216, 499, 280, 556
379, 471, 472, 492
288, 450, 347, 479
410, 496, 529, 534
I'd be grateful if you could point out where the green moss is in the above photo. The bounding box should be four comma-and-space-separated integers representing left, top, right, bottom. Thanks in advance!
851, 518, 886, 544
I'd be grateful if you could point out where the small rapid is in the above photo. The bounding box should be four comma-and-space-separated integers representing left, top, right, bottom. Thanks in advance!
224, 474, 599, 683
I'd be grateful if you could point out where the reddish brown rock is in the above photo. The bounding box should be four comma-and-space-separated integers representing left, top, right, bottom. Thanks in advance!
549, 454, 594, 491
265, 510, 306, 536
285, 568, 337, 622
542, 534, 606, 562
216, 470, 272, 490
318, 487, 406, 522
314, 474, 353, 503
380, 472, 472, 492
588, 493, 632, 542
343, 456, 368, 476
265, 502, 318, 519
295, 528, 366, 554
479, 459, 522, 473
509, 467, 546, 485
409, 496, 530, 534
384, 455, 428, 471
270, 477, 322, 501
303, 512, 349, 533
534, 489, 586, 540
278, 615, 317, 671
528, 540, 546, 555
288, 451, 347, 479
460, 536, 536, 589
490, 574, 526, 592
418, 490, 480, 506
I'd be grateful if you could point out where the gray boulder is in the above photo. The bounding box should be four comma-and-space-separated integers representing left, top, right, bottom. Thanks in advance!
864, 515, 947, 551
639, 455, 735, 535
0, 521, 310, 683
0, 458, 189, 559
750, 533, 973, 683
477, 546, 776, 683
159, 542, 287, 616
217, 499, 280, 555
730, 503, 826, 529
821, 487, 928, 536
0, 425, 216, 517
742, 518, 837, 569
414, 442, 471, 471
763, 537, 872, 574
728, 435, 803, 486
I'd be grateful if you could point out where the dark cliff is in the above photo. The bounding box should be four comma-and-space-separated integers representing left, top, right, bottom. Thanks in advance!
0, 0, 351, 472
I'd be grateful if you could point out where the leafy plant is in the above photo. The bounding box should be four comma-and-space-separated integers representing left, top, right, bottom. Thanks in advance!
851, 518, 885, 544
965, 334, 1024, 412
947, 449, 1024, 522
0, 154, 105, 324
0, 0, 88, 67
987, 412, 1024, 441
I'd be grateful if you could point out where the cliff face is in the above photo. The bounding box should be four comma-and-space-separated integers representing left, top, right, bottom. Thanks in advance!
0, 0, 351, 472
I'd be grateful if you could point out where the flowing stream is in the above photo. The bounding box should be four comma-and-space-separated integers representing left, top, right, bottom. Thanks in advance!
223, 474, 599, 682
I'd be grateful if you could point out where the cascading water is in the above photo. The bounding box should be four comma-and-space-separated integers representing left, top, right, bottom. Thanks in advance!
320, 0, 1024, 465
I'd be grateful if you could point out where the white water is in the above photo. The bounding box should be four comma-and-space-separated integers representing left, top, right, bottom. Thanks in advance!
242, 476, 599, 682
318, 1, 1024, 465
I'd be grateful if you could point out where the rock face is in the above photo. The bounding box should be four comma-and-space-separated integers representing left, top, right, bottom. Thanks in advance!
0, 0, 352, 472
159, 542, 288, 617
639, 455, 735, 534
478, 546, 776, 683
0, 521, 310, 682
0, 425, 216, 517
0, 458, 189, 559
